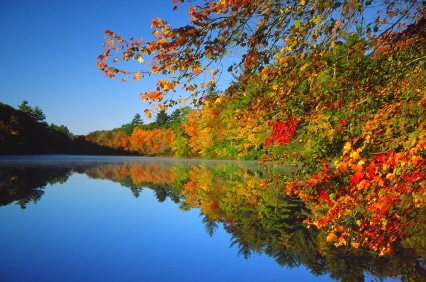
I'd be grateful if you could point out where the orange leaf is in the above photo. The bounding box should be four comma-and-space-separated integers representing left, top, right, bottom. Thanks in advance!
351, 242, 360, 249
326, 232, 337, 242
335, 236, 347, 247
133, 71, 141, 82
193, 68, 203, 75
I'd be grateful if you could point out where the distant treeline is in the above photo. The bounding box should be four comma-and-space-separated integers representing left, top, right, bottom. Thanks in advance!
0, 101, 133, 155
1, 100, 268, 159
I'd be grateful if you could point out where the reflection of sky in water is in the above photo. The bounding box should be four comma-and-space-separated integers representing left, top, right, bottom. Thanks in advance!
0, 172, 333, 282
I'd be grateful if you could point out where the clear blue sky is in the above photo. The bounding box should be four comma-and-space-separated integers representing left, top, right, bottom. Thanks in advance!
0, 0, 193, 135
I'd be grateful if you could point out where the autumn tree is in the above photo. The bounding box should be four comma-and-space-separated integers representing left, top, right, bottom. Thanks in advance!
98, 1, 423, 108
170, 106, 192, 157
99, 0, 426, 255
129, 127, 174, 155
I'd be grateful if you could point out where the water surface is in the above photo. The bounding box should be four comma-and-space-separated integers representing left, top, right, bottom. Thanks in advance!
0, 155, 422, 281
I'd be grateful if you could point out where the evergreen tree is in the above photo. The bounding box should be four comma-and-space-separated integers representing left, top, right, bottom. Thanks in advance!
154, 109, 169, 128
18, 100, 32, 115
169, 107, 191, 126
130, 113, 143, 127
31, 106, 46, 123
18, 100, 46, 123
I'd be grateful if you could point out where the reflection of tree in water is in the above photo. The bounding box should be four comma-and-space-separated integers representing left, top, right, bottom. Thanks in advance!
176, 165, 426, 282
125, 182, 181, 204
88, 160, 425, 281
201, 215, 218, 237
210, 192, 425, 281
0, 166, 71, 209
1, 159, 424, 281
84, 162, 183, 204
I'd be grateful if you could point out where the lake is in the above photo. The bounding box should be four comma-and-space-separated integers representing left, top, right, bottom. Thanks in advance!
0, 155, 423, 281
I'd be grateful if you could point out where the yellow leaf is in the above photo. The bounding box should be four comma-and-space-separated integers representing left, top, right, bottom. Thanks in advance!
300, 63, 309, 71
137, 56, 144, 63
350, 151, 360, 161
343, 142, 351, 154
153, 29, 161, 38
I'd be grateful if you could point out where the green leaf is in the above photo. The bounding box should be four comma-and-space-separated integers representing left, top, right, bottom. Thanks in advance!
294, 20, 300, 29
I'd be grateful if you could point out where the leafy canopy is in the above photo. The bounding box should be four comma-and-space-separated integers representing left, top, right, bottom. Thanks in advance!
98, 0, 423, 114
98, 0, 426, 256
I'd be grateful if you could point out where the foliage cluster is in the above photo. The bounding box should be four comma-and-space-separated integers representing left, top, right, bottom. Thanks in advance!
84, 110, 180, 156
84, 104, 269, 159
97, 0, 426, 259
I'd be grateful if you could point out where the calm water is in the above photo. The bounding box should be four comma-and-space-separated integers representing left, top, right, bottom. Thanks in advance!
0, 156, 422, 281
